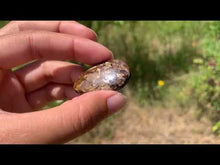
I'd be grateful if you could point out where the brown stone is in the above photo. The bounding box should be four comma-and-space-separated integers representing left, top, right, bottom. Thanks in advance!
73, 59, 130, 94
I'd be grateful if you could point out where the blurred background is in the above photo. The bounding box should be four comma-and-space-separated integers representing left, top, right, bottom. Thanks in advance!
1, 21, 220, 143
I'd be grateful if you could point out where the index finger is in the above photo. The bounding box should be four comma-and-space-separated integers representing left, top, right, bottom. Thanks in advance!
0, 31, 113, 69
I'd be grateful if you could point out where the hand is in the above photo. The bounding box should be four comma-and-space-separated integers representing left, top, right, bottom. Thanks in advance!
0, 21, 126, 144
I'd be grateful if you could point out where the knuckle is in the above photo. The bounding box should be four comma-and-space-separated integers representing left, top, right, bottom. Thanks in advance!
24, 31, 45, 59
27, 32, 36, 58
47, 84, 65, 100
40, 61, 54, 82
75, 103, 90, 131
75, 100, 108, 132
73, 102, 96, 133
56, 21, 62, 32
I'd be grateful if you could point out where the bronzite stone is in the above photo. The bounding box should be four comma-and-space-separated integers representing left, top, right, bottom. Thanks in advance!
73, 59, 130, 94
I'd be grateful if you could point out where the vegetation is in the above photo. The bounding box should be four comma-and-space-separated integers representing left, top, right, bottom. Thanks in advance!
78, 21, 201, 108
1, 21, 220, 139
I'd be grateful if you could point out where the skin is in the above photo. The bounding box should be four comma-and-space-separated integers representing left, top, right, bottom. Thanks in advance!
0, 21, 125, 144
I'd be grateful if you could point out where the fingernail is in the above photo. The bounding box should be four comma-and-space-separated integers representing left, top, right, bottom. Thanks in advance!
107, 93, 126, 114
110, 51, 114, 59
92, 30, 98, 40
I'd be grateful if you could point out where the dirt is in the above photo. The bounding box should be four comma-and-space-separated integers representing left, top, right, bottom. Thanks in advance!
69, 98, 220, 144
107, 101, 220, 144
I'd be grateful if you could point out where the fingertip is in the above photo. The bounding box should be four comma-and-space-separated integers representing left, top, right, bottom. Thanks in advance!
73, 38, 114, 65
90, 31, 98, 42
69, 90, 126, 115
70, 65, 85, 83
76, 26, 98, 41
73, 21, 98, 41
107, 93, 127, 115
59, 21, 98, 41
109, 50, 114, 59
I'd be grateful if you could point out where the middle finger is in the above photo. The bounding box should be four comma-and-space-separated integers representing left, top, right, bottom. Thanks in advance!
14, 60, 84, 93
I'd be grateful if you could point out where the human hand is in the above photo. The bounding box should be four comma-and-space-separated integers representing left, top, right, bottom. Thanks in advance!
0, 21, 126, 144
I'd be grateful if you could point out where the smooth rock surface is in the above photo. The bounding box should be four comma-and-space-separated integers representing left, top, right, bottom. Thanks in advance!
73, 59, 130, 94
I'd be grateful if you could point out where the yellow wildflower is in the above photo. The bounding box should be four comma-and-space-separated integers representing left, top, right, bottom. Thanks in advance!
158, 80, 165, 86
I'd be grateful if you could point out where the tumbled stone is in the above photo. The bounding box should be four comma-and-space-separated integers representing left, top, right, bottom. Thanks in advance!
73, 59, 130, 94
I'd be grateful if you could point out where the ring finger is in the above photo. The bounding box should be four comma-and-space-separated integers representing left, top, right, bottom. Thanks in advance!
26, 83, 79, 110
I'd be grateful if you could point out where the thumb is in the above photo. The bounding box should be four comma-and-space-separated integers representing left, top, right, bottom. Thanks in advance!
2, 90, 126, 144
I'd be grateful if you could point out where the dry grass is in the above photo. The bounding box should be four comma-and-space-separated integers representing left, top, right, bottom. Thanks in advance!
68, 91, 220, 144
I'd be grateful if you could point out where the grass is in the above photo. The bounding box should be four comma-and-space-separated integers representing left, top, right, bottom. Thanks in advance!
0, 21, 8, 28
90, 21, 205, 106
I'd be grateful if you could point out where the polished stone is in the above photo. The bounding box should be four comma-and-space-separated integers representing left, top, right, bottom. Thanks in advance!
73, 59, 130, 94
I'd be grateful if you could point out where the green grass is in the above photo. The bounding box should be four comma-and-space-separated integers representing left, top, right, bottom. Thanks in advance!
85, 21, 205, 106
0, 21, 8, 28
